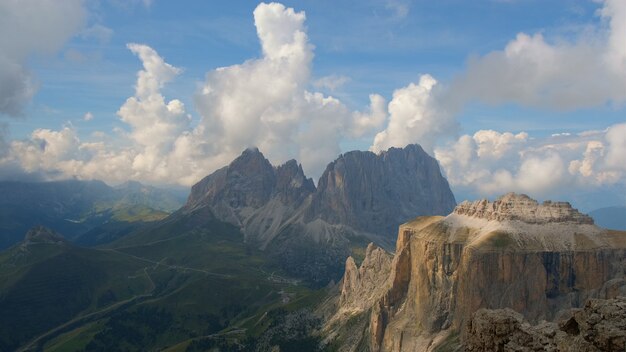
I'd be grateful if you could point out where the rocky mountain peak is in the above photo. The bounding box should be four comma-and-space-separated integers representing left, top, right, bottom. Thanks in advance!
185, 147, 276, 210
307, 144, 456, 237
24, 225, 65, 244
274, 159, 315, 205
453, 192, 594, 224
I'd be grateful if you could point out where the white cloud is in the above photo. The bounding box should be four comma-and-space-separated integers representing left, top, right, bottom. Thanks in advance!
447, 0, 626, 110
83, 112, 94, 121
0, 0, 623, 209
371, 74, 457, 153
435, 125, 626, 200
0, 0, 86, 116
0, 3, 392, 185
193, 2, 388, 179
604, 123, 626, 171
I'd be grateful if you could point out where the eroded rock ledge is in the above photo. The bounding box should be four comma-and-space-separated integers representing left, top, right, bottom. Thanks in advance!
454, 192, 594, 224
465, 297, 626, 352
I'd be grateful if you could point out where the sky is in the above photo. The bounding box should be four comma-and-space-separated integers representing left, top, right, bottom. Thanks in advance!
0, 0, 625, 211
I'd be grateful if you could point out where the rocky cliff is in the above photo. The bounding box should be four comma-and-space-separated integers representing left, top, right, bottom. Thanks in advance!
324, 193, 626, 351
465, 297, 626, 352
306, 145, 456, 238
182, 145, 455, 284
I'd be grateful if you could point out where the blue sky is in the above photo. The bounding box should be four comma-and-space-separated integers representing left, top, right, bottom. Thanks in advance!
1, 0, 625, 210
23, 0, 616, 137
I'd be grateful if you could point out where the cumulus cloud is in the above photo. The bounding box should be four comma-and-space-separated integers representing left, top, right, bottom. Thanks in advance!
0, 0, 85, 116
371, 74, 458, 153
83, 112, 94, 121
435, 125, 626, 201
193, 2, 392, 178
0, 2, 397, 185
447, 0, 626, 110
0, 0, 623, 207
604, 123, 626, 171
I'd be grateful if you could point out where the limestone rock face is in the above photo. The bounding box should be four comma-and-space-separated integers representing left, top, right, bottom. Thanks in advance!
324, 194, 626, 351
339, 243, 393, 311
465, 297, 626, 352
454, 193, 594, 224
307, 144, 456, 238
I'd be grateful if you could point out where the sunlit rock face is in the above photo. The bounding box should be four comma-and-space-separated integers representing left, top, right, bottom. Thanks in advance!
325, 193, 626, 352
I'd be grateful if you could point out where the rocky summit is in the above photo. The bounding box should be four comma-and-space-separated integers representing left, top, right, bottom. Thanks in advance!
181, 145, 456, 283
305, 144, 457, 237
454, 192, 594, 224
323, 193, 626, 351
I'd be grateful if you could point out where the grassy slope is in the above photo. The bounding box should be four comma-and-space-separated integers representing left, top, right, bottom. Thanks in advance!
0, 242, 152, 351
39, 206, 326, 351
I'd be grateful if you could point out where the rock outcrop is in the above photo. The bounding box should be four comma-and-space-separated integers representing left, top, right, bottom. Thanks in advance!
339, 243, 393, 312
465, 297, 626, 352
182, 145, 456, 284
324, 193, 626, 351
454, 192, 594, 224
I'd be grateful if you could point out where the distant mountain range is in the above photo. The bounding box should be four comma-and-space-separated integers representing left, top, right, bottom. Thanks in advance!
0, 179, 185, 249
589, 206, 626, 230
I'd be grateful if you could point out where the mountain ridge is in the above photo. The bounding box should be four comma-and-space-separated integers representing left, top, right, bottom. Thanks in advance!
179, 144, 456, 284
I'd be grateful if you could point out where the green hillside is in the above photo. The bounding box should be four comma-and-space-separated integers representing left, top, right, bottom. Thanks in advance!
1, 206, 326, 351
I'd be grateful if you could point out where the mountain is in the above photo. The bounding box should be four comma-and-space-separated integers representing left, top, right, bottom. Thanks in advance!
0, 179, 184, 249
182, 145, 455, 284
305, 144, 456, 237
590, 206, 626, 230
323, 193, 626, 351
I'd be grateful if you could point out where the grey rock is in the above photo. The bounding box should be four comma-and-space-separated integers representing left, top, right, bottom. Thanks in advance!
464, 297, 626, 352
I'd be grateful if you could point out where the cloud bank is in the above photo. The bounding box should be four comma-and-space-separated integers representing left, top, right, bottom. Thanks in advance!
435, 125, 626, 200
0, 0, 624, 208
0, 0, 85, 116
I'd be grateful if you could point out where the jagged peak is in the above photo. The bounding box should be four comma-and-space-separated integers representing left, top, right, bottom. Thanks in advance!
453, 192, 594, 225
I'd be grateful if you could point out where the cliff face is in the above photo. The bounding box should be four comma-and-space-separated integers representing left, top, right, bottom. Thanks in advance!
326, 193, 626, 351
307, 144, 456, 237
